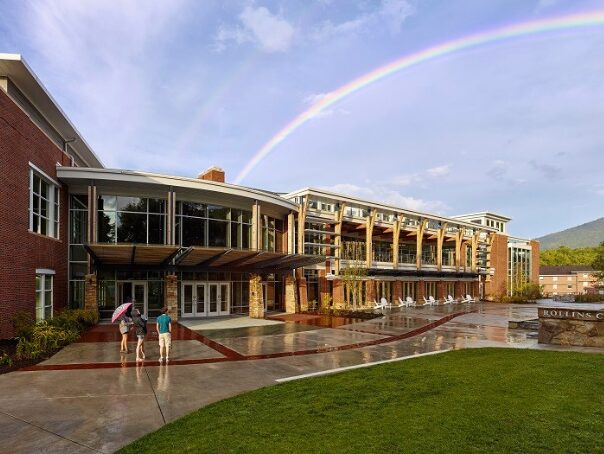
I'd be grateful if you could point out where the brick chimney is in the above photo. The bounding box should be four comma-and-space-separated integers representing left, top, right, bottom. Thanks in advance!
198, 166, 225, 183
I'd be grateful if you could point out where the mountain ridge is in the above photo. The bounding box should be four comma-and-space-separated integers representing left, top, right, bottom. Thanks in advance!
537, 217, 604, 250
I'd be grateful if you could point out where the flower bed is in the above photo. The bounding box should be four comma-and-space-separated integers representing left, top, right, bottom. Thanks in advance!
0, 309, 99, 374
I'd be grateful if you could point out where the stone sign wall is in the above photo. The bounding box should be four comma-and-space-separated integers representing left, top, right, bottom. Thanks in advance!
538, 307, 604, 348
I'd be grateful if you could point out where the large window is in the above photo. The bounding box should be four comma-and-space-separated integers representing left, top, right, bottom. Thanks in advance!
29, 167, 59, 238
35, 271, 53, 321
176, 202, 261, 250
97, 195, 166, 244
304, 222, 334, 256
69, 195, 88, 308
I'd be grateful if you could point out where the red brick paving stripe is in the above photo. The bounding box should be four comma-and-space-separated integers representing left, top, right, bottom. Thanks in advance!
20, 311, 472, 372
76, 322, 244, 359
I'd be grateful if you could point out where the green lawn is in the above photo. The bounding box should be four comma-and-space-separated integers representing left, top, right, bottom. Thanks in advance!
120, 348, 604, 453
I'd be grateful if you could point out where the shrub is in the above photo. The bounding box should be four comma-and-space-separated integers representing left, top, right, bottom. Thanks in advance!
16, 321, 79, 360
49, 309, 99, 332
319, 295, 332, 314
574, 294, 604, 303
14, 309, 98, 360
11, 311, 35, 339
0, 352, 12, 367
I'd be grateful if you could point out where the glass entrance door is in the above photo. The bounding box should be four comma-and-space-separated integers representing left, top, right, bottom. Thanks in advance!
182, 282, 228, 317
182, 282, 207, 317
118, 281, 147, 316
208, 283, 229, 316
195, 284, 206, 315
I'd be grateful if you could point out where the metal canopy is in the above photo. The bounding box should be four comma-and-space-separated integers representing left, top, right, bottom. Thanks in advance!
85, 243, 325, 272
84, 244, 180, 266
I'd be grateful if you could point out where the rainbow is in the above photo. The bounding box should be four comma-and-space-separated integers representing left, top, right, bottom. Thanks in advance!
234, 10, 604, 184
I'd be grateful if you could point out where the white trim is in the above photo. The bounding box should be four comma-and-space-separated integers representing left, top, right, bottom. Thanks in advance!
284, 187, 495, 231
275, 349, 451, 383
36, 268, 56, 275
57, 167, 298, 211
29, 162, 60, 186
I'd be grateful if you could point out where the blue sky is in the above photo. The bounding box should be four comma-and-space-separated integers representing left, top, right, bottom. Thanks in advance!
1, 0, 603, 238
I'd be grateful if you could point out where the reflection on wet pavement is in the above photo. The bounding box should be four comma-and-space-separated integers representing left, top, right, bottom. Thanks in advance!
4, 301, 604, 453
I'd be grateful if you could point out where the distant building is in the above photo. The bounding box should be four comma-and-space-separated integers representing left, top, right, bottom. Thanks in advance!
452, 213, 539, 298
539, 266, 599, 296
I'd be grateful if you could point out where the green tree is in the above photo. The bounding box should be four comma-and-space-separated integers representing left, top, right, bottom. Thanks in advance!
592, 241, 604, 285
540, 246, 598, 266
340, 241, 367, 310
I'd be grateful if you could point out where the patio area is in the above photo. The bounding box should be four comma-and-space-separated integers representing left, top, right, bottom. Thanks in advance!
2, 302, 603, 453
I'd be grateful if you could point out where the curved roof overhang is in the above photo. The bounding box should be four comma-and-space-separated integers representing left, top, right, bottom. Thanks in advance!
57, 167, 298, 216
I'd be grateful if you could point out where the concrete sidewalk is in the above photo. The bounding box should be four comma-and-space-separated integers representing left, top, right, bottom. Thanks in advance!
2, 303, 602, 453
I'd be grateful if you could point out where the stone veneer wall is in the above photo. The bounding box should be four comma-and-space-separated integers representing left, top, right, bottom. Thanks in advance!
164, 274, 178, 320
84, 274, 98, 312
249, 274, 264, 318
538, 308, 604, 348
284, 275, 298, 313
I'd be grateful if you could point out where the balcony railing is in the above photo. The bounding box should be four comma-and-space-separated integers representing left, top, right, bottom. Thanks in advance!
398, 253, 416, 264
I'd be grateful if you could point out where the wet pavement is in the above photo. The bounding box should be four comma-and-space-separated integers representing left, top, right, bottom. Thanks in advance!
2, 302, 604, 453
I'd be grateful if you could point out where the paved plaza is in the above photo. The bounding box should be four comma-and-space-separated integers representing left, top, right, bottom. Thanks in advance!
1, 302, 603, 453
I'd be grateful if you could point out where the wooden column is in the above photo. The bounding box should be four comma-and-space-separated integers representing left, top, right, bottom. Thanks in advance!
297, 198, 309, 255
436, 222, 448, 271
455, 228, 464, 271
87, 183, 97, 243
287, 211, 295, 254
365, 209, 377, 268
252, 201, 261, 250
334, 203, 346, 274
392, 215, 404, 268
416, 220, 428, 271
166, 188, 176, 245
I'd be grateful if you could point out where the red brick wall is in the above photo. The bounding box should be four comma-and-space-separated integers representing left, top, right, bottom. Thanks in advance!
198, 168, 225, 183
0, 90, 71, 338
530, 240, 540, 284
485, 233, 509, 299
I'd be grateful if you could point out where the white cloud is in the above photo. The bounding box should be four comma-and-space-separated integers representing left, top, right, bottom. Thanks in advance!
311, 0, 415, 41
311, 17, 369, 42
321, 183, 447, 213
426, 164, 450, 177
390, 164, 452, 186
214, 6, 295, 53
18, 0, 190, 167
380, 0, 416, 34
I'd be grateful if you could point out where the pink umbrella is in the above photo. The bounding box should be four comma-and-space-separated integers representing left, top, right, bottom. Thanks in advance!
111, 302, 133, 323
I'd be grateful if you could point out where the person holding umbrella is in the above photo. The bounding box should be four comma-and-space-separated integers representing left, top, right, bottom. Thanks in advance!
118, 302, 132, 353
112, 300, 134, 353
131, 307, 147, 362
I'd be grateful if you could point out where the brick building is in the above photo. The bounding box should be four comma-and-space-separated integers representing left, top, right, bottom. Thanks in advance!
0, 54, 540, 338
539, 266, 599, 296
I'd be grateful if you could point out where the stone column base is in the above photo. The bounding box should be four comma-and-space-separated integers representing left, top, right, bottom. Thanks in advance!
84, 274, 98, 313
249, 273, 264, 318
164, 274, 178, 321
284, 274, 298, 313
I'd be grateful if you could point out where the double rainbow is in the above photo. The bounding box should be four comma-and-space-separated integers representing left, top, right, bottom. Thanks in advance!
234, 10, 604, 184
